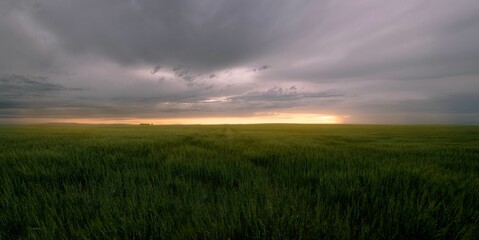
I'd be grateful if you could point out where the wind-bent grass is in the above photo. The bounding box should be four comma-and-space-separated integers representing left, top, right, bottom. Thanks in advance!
0, 124, 478, 239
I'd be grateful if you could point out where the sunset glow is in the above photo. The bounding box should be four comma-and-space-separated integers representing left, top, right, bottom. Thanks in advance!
9, 113, 343, 125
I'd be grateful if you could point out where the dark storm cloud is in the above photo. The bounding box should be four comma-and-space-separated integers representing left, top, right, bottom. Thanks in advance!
0, 73, 84, 120
25, 0, 313, 71
265, 0, 479, 82
0, 74, 80, 96
0, 100, 24, 109
1, 0, 479, 123
0, 1, 56, 73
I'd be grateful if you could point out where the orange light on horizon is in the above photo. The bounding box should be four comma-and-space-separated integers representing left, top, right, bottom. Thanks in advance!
153, 113, 343, 125
6, 113, 345, 125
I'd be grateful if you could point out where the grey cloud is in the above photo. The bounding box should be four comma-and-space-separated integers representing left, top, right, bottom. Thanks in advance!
2, 0, 479, 123
26, 0, 313, 71
338, 91, 479, 124
0, 74, 80, 96
231, 87, 341, 102
266, 0, 479, 82
0, 1, 56, 73
150, 65, 162, 74
153, 87, 345, 113
86, 86, 343, 117
0, 100, 26, 109
252, 65, 270, 72
437, 93, 479, 114
173, 66, 197, 82
0, 73, 86, 121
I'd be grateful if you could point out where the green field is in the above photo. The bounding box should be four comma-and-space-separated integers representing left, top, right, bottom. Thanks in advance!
0, 125, 478, 239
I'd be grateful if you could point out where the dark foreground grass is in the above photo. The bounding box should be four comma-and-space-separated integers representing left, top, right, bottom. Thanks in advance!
0, 124, 478, 239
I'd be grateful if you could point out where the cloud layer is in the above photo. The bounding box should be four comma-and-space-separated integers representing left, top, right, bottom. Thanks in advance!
1, 0, 479, 124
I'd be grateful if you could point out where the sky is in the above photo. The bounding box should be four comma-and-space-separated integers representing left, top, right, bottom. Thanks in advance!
1, 0, 479, 124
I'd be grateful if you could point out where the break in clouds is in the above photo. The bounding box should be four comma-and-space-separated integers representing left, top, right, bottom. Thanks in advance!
1, 0, 479, 123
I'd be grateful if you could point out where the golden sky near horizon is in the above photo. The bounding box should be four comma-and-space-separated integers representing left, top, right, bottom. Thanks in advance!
7, 113, 345, 125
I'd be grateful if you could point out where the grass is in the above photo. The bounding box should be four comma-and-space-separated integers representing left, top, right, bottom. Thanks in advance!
0, 124, 478, 239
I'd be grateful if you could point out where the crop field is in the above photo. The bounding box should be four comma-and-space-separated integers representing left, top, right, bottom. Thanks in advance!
0, 124, 478, 239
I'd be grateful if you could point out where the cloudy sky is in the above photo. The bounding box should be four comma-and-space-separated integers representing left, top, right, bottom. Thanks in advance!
1, 0, 479, 124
